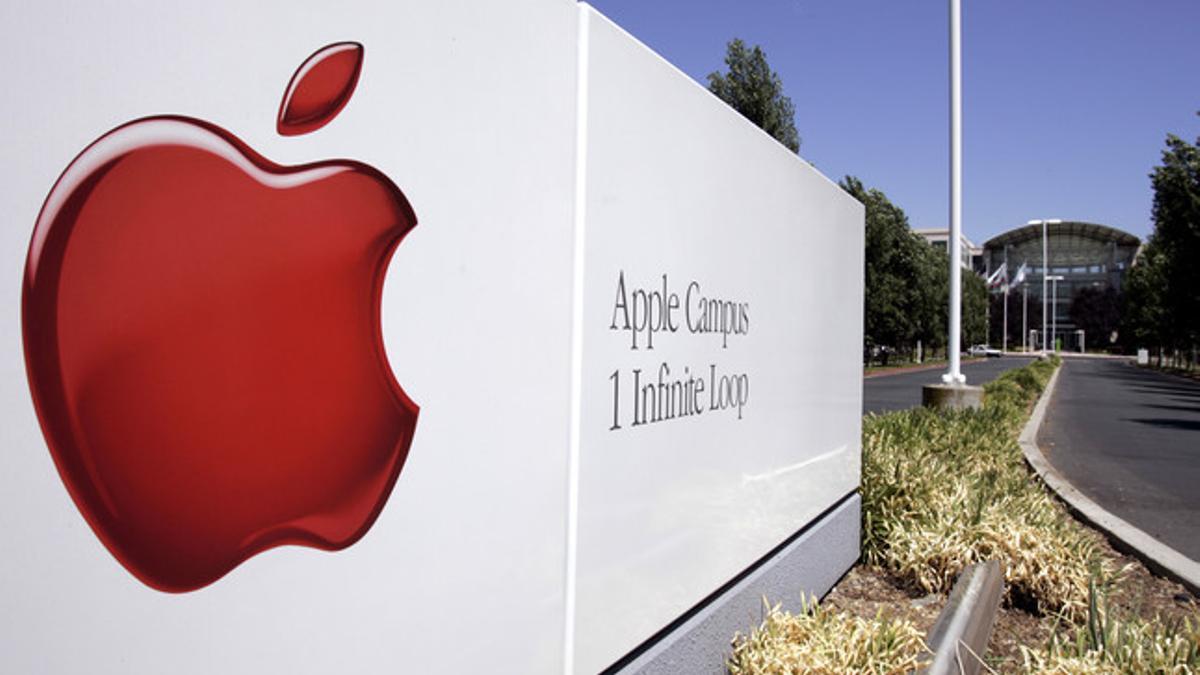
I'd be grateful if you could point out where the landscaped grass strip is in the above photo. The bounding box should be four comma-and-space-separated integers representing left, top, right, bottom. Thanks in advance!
861, 357, 1106, 621
728, 599, 927, 675
729, 358, 1199, 674
1021, 581, 1200, 673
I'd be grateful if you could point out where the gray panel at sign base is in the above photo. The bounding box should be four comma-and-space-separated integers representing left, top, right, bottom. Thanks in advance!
620, 495, 861, 675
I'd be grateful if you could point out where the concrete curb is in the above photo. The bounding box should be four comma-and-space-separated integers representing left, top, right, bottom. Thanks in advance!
1019, 364, 1200, 596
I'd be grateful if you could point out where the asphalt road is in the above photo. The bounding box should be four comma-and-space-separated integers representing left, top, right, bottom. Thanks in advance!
862, 356, 1035, 415
1038, 358, 1200, 561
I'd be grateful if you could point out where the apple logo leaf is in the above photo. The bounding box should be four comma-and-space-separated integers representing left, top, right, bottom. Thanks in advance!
277, 41, 364, 136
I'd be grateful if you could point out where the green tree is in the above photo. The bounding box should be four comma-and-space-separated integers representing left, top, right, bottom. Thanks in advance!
842, 176, 938, 363
961, 272, 988, 348
707, 39, 800, 153
911, 238, 948, 354
1149, 129, 1200, 355
843, 175, 989, 362
1123, 240, 1171, 360
1122, 239, 1172, 361
1123, 122, 1200, 364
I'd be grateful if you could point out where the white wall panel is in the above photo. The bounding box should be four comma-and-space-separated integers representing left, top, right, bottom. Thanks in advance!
572, 9, 864, 673
0, 1, 578, 673
1, 2, 862, 673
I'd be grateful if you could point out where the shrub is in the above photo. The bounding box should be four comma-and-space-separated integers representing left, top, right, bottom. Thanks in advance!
860, 357, 1105, 619
728, 599, 927, 675
730, 358, 1200, 674
1021, 581, 1200, 673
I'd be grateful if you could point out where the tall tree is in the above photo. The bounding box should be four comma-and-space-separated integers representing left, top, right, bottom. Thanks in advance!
961, 272, 988, 348
1122, 240, 1170, 355
843, 175, 990, 362
842, 176, 950, 363
911, 237, 948, 354
1149, 129, 1200, 352
707, 39, 800, 153
1123, 121, 1200, 363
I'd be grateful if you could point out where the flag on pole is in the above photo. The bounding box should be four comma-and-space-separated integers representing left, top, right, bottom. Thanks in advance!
986, 262, 1008, 289
1007, 262, 1028, 291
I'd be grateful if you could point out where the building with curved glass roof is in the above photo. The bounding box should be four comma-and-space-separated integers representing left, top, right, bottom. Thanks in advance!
979, 221, 1140, 351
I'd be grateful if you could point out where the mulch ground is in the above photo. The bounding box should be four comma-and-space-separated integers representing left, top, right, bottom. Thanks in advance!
822, 531, 1198, 673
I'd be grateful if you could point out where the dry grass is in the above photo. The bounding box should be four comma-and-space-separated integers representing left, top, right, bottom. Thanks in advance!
1020, 581, 1200, 674
728, 598, 928, 675
728, 358, 1199, 673
861, 357, 1109, 621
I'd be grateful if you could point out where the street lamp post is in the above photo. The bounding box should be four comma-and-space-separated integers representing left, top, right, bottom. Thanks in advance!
1022, 283, 1028, 352
1002, 245, 1009, 353
1027, 218, 1062, 353
1002, 285, 1008, 353
1047, 274, 1064, 353
1042, 221, 1047, 352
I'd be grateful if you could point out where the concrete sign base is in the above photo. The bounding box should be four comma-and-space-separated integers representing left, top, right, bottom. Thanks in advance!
923, 383, 985, 410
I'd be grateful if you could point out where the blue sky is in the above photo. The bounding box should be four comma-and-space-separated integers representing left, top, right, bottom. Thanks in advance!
585, 0, 1200, 245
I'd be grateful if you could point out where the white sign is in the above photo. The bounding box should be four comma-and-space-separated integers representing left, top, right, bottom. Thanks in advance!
0, 2, 863, 673
572, 10, 863, 671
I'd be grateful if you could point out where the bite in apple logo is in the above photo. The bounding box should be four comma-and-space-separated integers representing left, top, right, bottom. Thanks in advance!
21, 42, 419, 592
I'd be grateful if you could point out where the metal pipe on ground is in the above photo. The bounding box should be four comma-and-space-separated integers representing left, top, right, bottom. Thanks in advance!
921, 560, 1004, 675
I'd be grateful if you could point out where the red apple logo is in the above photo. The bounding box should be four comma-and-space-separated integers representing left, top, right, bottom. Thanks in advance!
22, 42, 419, 592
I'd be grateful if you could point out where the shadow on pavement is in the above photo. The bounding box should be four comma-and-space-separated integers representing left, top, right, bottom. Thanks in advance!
1128, 417, 1200, 432
1142, 403, 1200, 414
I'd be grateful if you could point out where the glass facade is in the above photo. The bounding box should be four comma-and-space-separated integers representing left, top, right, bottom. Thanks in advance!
979, 221, 1140, 350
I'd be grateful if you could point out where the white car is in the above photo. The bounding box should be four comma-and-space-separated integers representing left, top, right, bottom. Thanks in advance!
968, 344, 1002, 357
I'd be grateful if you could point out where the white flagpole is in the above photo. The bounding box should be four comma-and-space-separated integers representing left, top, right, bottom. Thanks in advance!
1002, 247, 1009, 353
1042, 221, 1048, 354
1003, 284, 1008, 353
1022, 284, 1028, 352
943, 0, 964, 385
